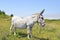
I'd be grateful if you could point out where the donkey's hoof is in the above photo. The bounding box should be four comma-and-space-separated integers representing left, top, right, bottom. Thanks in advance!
27, 36, 30, 39
27, 37, 30, 39
14, 33, 16, 35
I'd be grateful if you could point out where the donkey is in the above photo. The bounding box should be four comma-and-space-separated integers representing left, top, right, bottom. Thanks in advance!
10, 9, 45, 39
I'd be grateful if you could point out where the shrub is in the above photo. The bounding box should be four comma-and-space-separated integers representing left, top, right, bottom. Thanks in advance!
10, 14, 13, 17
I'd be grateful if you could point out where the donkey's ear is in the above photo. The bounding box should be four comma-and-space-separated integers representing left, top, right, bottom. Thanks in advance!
40, 9, 45, 15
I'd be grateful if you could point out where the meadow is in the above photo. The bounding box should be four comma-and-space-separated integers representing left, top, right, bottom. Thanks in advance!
0, 15, 60, 40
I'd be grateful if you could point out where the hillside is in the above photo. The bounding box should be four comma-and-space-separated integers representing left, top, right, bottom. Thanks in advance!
0, 15, 60, 40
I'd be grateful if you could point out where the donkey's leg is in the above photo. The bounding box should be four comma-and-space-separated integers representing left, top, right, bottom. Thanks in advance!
39, 27, 42, 34
30, 27, 32, 38
14, 27, 16, 35
39, 24, 42, 33
10, 24, 13, 35
27, 26, 30, 39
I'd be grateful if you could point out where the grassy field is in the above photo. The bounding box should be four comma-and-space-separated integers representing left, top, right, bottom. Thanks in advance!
0, 15, 60, 40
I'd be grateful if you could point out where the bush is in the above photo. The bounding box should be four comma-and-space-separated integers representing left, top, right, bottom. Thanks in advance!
0, 10, 6, 15
10, 14, 13, 17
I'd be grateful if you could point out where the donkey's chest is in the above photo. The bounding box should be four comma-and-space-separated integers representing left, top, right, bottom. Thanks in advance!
26, 20, 34, 26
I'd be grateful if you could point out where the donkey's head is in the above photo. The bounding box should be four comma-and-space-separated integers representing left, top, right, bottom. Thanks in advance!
32, 9, 45, 27
38, 9, 45, 27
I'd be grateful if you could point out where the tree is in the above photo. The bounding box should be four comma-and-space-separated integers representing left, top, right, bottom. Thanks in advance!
10, 14, 13, 17
0, 10, 6, 15
2, 11, 5, 15
0, 10, 2, 14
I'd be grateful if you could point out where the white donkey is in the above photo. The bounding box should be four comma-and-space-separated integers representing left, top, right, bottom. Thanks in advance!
10, 9, 45, 39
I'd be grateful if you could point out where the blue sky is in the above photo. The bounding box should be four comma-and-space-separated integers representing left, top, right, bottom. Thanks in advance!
0, 0, 60, 19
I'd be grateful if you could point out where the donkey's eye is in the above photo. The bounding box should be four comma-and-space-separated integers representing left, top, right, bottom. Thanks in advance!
42, 17, 43, 19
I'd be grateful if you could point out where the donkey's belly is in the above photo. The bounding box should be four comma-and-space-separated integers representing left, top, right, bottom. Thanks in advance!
14, 23, 27, 29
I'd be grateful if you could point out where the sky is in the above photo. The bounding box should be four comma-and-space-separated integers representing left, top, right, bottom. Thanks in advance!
0, 0, 60, 19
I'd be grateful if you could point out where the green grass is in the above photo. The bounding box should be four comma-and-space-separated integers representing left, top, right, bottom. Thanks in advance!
0, 15, 60, 40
